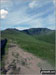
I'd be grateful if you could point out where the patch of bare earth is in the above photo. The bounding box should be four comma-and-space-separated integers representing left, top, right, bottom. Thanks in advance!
4, 42, 54, 75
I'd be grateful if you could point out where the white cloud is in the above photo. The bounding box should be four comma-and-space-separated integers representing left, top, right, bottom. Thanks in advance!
29, 1, 37, 8
28, 0, 51, 9
0, 9, 8, 19
16, 27, 30, 30
0, 0, 10, 3
53, 0, 56, 5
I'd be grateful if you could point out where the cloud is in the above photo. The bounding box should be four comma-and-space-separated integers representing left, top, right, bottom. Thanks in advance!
0, 0, 8, 2
0, 0, 11, 3
29, 1, 37, 8
0, 9, 8, 19
53, 0, 56, 5
16, 27, 30, 30
28, 0, 51, 9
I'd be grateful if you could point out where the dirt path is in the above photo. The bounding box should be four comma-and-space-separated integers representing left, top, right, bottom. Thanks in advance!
4, 41, 54, 75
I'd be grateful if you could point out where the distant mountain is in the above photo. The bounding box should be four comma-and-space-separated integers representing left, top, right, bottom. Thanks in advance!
2, 28, 20, 33
21, 28, 53, 35
1, 28, 54, 35
1, 28, 55, 44
1, 28, 20, 36
21, 28, 55, 44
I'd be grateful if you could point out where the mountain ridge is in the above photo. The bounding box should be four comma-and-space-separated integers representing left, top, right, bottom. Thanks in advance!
1, 28, 54, 35
1, 28, 55, 44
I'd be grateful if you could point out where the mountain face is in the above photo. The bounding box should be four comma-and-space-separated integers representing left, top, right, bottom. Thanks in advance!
21, 28, 52, 35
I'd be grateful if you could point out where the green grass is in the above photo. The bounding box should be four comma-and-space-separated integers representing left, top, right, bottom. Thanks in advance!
34, 31, 55, 44
1, 29, 55, 66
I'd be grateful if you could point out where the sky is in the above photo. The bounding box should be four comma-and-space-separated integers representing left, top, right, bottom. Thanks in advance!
0, 0, 56, 30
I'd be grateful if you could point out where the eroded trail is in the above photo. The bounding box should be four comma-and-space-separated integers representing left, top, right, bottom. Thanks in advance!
4, 41, 53, 75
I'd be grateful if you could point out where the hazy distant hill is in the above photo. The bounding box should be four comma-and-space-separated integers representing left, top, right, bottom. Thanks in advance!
21, 28, 52, 35
21, 28, 55, 44
1, 28, 55, 66
2, 28, 55, 44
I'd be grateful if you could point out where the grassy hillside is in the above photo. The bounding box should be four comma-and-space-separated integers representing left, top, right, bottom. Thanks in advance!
34, 31, 55, 44
21, 28, 55, 44
1, 28, 55, 66
21, 28, 51, 35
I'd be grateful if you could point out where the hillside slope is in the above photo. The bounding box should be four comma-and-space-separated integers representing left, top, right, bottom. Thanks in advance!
34, 31, 55, 44
1, 28, 55, 66
21, 28, 55, 44
21, 28, 52, 35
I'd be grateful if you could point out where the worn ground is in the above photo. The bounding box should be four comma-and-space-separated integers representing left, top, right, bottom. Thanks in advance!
3, 41, 54, 75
